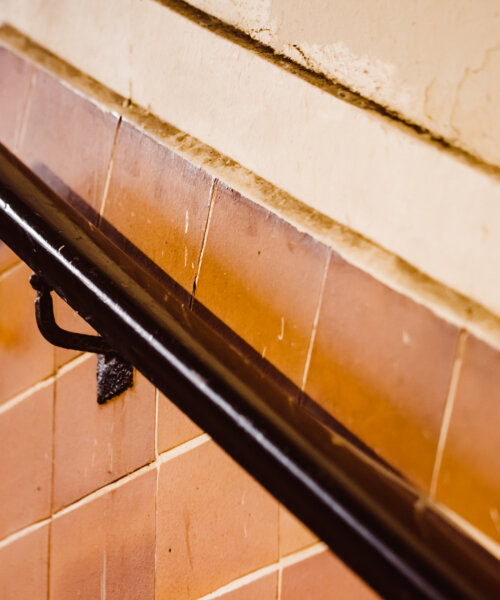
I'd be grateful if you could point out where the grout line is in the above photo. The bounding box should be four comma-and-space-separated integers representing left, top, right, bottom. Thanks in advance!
277, 564, 283, 600
190, 177, 216, 307
14, 68, 37, 153
0, 351, 92, 418
53, 462, 157, 520
47, 373, 56, 600
157, 433, 211, 464
429, 329, 469, 498
154, 463, 159, 600
46, 511, 52, 600
279, 542, 327, 567
0, 376, 54, 417
55, 351, 92, 378
98, 116, 122, 221
197, 564, 279, 599
195, 542, 326, 599
0, 516, 50, 550
300, 249, 331, 391
52, 433, 210, 521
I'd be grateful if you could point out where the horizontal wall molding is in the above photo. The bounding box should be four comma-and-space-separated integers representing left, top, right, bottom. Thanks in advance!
3, 25, 500, 356
1, 2, 500, 324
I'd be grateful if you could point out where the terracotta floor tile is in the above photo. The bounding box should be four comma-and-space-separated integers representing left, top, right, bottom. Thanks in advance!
305, 253, 459, 490
217, 573, 278, 600
18, 70, 118, 222
436, 335, 500, 542
102, 120, 213, 291
195, 182, 329, 388
157, 391, 203, 454
281, 551, 380, 599
0, 263, 54, 404
0, 524, 48, 600
279, 505, 318, 557
50, 470, 156, 600
53, 355, 155, 510
0, 383, 53, 538
157, 440, 278, 599
0, 47, 33, 151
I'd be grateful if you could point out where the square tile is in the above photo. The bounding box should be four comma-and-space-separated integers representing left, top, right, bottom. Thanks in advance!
157, 391, 203, 454
279, 505, 317, 557
305, 253, 459, 490
0, 382, 53, 538
0, 46, 33, 151
53, 355, 155, 510
0, 263, 54, 404
0, 524, 48, 600
195, 182, 329, 388
157, 440, 278, 599
436, 335, 500, 541
217, 573, 278, 599
50, 470, 156, 600
101, 120, 213, 292
18, 69, 118, 222
281, 551, 379, 599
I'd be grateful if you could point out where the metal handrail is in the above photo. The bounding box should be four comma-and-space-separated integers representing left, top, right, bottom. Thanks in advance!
1, 143, 498, 599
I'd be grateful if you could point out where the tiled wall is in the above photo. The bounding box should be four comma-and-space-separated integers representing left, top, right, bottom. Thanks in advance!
0, 36, 499, 597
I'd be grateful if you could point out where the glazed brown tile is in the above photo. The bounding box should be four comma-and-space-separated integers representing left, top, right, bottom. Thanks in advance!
53, 355, 155, 510
281, 550, 380, 599
279, 505, 318, 557
436, 335, 500, 542
0, 47, 33, 151
157, 390, 203, 454
0, 243, 19, 275
50, 470, 156, 600
305, 253, 459, 490
195, 182, 329, 388
0, 382, 53, 538
156, 440, 278, 599
102, 120, 213, 291
217, 573, 278, 600
18, 69, 118, 221
0, 524, 48, 600
0, 263, 54, 404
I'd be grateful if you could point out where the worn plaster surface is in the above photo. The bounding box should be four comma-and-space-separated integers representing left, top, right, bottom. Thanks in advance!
1, 2, 500, 329
188, 0, 500, 169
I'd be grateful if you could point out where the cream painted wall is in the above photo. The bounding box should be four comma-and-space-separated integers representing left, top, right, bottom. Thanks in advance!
189, 0, 500, 169
1, 0, 500, 326
0, 0, 132, 97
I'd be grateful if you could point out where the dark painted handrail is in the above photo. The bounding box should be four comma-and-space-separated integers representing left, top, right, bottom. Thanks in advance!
1, 143, 499, 599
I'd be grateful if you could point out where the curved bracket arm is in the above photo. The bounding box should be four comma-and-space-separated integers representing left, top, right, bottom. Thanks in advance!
29, 274, 133, 404
30, 273, 113, 353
